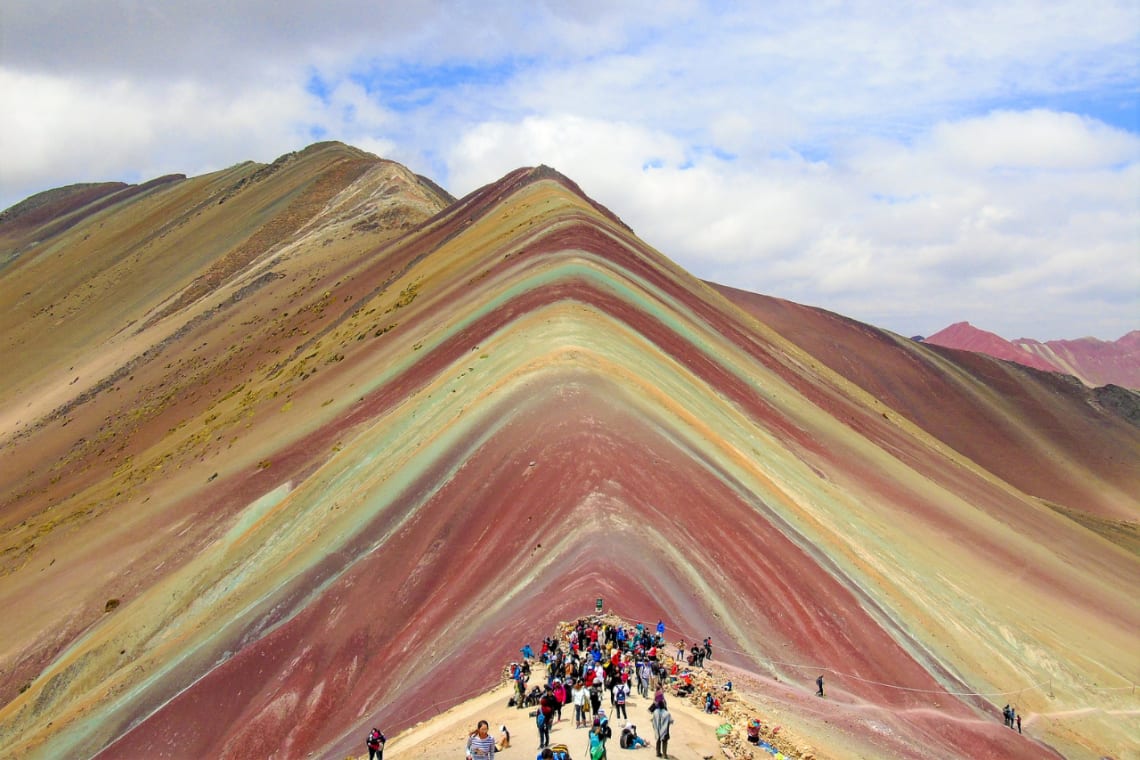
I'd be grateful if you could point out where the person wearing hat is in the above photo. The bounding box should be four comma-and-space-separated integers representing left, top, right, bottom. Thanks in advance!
587, 718, 610, 759
593, 711, 612, 742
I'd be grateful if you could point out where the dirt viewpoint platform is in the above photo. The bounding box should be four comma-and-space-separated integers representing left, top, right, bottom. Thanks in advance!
351, 616, 771, 760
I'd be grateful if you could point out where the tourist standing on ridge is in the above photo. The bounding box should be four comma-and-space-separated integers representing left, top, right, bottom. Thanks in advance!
589, 681, 603, 717
538, 688, 557, 748
637, 660, 652, 698
467, 720, 496, 759
588, 713, 611, 759
816, 674, 825, 697
552, 679, 567, 723
656, 620, 665, 638
365, 727, 386, 760
650, 701, 673, 758
613, 680, 629, 720
572, 679, 589, 728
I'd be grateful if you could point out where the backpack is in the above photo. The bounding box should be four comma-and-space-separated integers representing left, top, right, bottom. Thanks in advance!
549, 743, 571, 760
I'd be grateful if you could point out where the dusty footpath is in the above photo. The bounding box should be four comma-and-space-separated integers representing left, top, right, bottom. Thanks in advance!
358, 669, 727, 760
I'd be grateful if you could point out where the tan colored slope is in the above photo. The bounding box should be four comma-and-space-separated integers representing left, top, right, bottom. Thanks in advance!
0, 144, 454, 673
0, 142, 450, 405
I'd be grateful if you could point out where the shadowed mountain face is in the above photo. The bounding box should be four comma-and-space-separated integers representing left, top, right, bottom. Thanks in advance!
1, 144, 1137, 760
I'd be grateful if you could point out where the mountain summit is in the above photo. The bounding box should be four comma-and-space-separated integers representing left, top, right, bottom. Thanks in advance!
924, 321, 1140, 389
1, 144, 1136, 760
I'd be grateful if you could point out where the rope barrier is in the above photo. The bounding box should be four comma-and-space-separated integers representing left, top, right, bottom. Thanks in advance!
396, 680, 511, 726
603, 606, 1134, 701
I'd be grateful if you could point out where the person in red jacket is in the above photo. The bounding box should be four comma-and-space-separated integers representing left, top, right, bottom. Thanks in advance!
538, 688, 557, 748
552, 680, 567, 723
365, 727, 386, 760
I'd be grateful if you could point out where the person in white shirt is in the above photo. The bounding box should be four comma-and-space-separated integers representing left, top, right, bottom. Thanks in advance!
466, 720, 496, 759
571, 680, 589, 728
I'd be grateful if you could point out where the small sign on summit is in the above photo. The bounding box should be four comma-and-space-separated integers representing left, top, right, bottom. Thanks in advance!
595, 597, 604, 612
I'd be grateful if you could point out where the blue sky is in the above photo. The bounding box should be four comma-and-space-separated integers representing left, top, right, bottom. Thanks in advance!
1, 0, 1137, 340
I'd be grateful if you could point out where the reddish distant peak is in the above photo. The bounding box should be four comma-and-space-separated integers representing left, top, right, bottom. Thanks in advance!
1118, 330, 1140, 350
1058, 330, 1140, 349
926, 322, 1005, 349
925, 322, 1059, 373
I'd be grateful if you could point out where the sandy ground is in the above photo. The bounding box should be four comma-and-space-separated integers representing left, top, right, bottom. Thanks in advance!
361, 667, 725, 760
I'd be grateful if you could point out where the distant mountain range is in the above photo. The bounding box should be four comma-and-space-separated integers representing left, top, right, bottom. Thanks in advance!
922, 321, 1140, 389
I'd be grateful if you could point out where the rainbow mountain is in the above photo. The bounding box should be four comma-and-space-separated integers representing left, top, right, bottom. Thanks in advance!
0, 142, 1136, 759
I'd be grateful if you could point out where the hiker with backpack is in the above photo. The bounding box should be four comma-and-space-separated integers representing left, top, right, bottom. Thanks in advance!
365, 727, 386, 760
613, 680, 629, 720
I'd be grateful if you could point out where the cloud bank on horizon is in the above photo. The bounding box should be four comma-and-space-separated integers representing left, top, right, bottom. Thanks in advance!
2, 1, 1137, 341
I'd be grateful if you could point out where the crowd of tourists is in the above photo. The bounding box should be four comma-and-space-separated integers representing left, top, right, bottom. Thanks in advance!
462, 616, 708, 760
368, 612, 1035, 760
